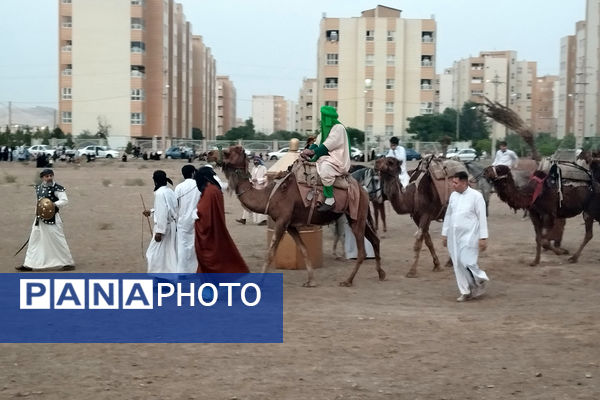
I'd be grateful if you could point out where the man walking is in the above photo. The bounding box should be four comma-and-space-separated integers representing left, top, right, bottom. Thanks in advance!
442, 171, 489, 302
17, 169, 75, 271
174, 165, 200, 273
143, 170, 178, 273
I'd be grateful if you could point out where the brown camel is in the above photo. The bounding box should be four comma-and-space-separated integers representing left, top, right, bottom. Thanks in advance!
484, 164, 599, 265
374, 156, 444, 277
210, 145, 385, 287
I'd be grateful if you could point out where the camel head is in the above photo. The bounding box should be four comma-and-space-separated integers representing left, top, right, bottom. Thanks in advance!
483, 165, 511, 182
375, 156, 402, 178
221, 145, 249, 181
206, 149, 221, 165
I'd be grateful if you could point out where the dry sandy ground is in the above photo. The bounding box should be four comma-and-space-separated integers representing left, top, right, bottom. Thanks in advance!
0, 158, 599, 400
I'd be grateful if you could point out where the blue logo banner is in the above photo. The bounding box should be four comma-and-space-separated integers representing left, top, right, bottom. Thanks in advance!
0, 273, 283, 343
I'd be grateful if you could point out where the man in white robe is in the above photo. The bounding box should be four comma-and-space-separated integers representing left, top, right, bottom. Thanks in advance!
237, 156, 268, 225
174, 165, 200, 273
300, 105, 351, 212
143, 170, 178, 273
442, 171, 489, 302
386, 136, 410, 188
17, 169, 75, 271
492, 141, 519, 168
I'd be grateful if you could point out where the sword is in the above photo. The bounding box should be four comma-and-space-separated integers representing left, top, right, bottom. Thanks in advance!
14, 238, 29, 257
140, 193, 153, 238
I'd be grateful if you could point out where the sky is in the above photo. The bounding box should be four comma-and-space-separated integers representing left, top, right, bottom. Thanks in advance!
0, 0, 587, 119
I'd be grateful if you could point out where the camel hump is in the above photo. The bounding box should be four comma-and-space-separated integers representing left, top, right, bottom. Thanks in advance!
427, 158, 467, 180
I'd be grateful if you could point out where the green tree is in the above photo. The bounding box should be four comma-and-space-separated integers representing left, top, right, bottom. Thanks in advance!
535, 133, 560, 156
559, 134, 576, 149
406, 113, 453, 142
65, 133, 74, 148
457, 102, 490, 141
51, 127, 65, 139
192, 127, 204, 140
474, 139, 492, 156
77, 130, 96, 139
219, 118, 256, 140
125, 142, 133, 154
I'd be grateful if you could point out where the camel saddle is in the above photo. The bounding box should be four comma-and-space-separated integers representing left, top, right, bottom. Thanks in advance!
289, 159, 359, 221
538, 158, 591, 185
416, 156, 467, 206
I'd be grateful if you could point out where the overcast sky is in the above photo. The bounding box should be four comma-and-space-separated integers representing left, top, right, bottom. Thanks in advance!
0, 0, 586, 119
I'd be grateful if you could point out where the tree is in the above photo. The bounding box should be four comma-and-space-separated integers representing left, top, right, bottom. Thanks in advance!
346, 127, 364, 146
219, 118, 256, 140
457, 102, 490, 141
77, 130, 96, 139
65, 134, 74, 148
96, 115, 111, 140
406, 113, 453, 142
192, 127, 204, 140
559, 134, 576, 149
51, 127, 65, 139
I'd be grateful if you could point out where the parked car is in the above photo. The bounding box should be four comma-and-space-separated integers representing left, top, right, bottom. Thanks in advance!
28, 145, 56, 158
267, 147, 297, 160
77, 145, 120, 158
350, 147, 364, 161
405, 148, 422, 161
165, 146, 192, 159
445, 148, 478, 162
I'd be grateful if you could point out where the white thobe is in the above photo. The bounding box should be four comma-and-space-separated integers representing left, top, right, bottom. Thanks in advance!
23, 190, 74, 269
174, 179, 201, 273
386, 147, 410, 188
442, 187, 489, 296
492, 149, 519, 168
315, 124, 351, 186
146, 186, 178, 273
241, 164, 268, 223
342, 217, 375, 259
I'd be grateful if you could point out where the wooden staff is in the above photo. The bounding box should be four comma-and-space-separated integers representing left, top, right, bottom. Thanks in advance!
140, 193, 153, 238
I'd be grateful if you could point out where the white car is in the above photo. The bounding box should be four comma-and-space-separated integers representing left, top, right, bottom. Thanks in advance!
267, 147, 297, 160
77, 145, 120, 158
28, 145, 56, 158
445, 148, 479, 162
350, 147, 364, 161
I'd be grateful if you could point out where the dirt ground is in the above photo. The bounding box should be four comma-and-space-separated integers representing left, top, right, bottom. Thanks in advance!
0, 158, 599, 400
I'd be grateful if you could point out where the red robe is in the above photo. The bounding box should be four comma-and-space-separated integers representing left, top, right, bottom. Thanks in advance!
194, 183, 249, 273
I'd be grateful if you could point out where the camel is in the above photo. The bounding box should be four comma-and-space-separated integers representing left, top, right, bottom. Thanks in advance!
484, 164, 599, 265
210, 145, 385, 287
374, 156, 445, 277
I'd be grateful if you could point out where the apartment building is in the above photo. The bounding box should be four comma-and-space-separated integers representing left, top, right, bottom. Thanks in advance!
192, 35, 217, 140
316, 5, 436, 143
216, 76, 236, 136
531, 75, 558, 134
58, 0, 219, 147
252, 95, 288, 134
296, 78, 318, 135
557, 33, 577, 139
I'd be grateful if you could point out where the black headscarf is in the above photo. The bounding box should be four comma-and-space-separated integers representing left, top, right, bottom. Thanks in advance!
152, 170, 173, 191
195, 166, 221, 192
181, 164, 196, 179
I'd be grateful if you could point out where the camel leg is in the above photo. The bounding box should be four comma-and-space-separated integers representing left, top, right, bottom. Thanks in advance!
364, 217, 385, 282
287, 226, 317, 287
568, 214, 594, 263
332, 217, 344, 260
406, 217, 429, 278
380, 202, 387, 233
529, 212, 544, 266
340, 217, 367, 287
262, 221, 287, 273
372, 202, 380, 232
422, 230, 442, 272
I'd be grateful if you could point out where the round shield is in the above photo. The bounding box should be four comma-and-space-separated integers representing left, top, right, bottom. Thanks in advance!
36, 198, 56, 220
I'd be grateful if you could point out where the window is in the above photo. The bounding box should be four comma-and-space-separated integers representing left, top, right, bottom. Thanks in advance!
131, 65, 145, 78
326, 53, 338, 65
131, 0, 144, 4
61, 87, 72, 100
386, 54, 395, 65
62, 64, 72, 76
131, 112, 144, 125
325, 101, 338, 108
366, 30, 375, 41
324, 77, 338, 89
385, 102, 394, 113
421, 31, 434, 42
131, 41, 145, 53
62, 16, 72, 28
61, 0, 72, 3
62, 40, 72, 52
131, 88, 144, 100
421, 79, 432, 90
326, 30, 339, 41
386, 79, 395, 90
306, 116, 312, 120
366, 102, 373, 113
387, 31, 394, 41
306, 102, 312, 107
131, 17, 144, 30
421, 56, 432, 67
365, 125, 373, 135
385, 125, 394, 135
420, 102, 433, 114
365, 54, 374, 65
61, 111, 72, 124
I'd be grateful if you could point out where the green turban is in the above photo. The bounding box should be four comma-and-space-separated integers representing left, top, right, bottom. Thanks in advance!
320, 106, 341, 141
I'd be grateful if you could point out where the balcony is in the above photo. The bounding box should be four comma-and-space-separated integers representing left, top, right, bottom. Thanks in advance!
61, 45, 72, 52
62, 69, 72, 76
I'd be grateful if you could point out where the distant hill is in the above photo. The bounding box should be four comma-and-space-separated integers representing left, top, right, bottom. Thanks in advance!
0, 104, 56, 128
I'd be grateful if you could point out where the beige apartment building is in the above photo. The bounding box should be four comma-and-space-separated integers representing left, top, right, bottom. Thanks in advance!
316, 5, 436, 143
531, 75, 558, 134
557, 33, 578, 139
58, 0, 220, 148
296, 78, 318, 135
252, 95, 288, 134
216, 76, 236, 136
192, 35, 217, 140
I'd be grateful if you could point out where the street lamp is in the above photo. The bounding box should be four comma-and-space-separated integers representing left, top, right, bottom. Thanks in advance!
364, 78, 372, 160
